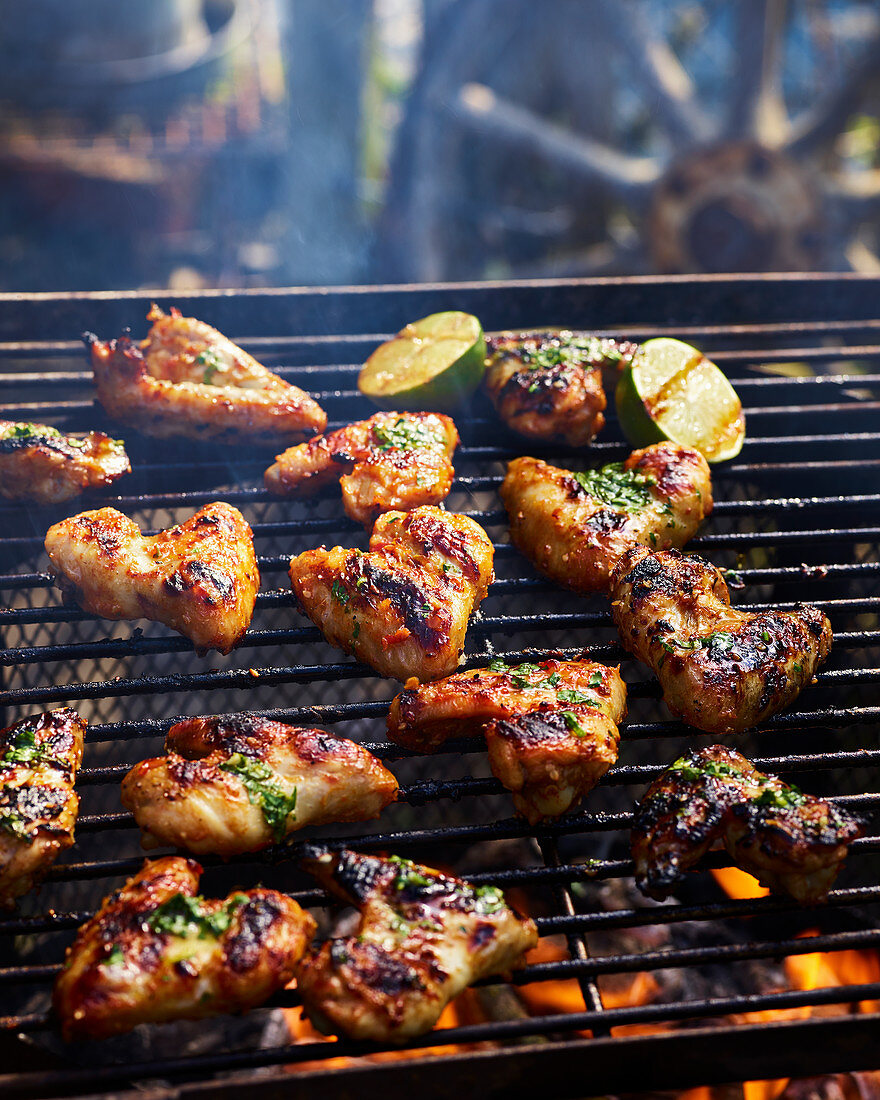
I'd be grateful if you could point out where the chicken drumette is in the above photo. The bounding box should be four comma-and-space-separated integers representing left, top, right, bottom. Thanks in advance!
264, 411, 460, 527
484, 331, 637, 446
289, 505, 494, 682
53, 856, 315, 1040
610, 546, 832, 734
45, 502, 260, 655
387, 656, 626, 822
0, 421, 129, 504
632, 745, 864, 903
294, 847, 538, 1042
0, 709, 86, 909
86, 305, 326, 445
501, 443, 712, 593
122, 714, 398, 855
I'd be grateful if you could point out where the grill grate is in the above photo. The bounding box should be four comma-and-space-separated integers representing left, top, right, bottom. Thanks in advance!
0, 274, 879, 1098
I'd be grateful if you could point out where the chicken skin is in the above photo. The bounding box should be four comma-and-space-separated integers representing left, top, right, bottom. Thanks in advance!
45, 501, 259, 655
610, 546, 832, 734
85, 305, 326, 445
387, 656, 625, 822
501, 443, 712, 594
53, 856, 315, 1041
0, 421, 129, 504
0, 709, 85, 909
295, 847, 538, 1042
289, 505, 495, 682
632, 745, 864, 904
484, 331, 637, 446
264, 411, 460, 527
121, 714, 399, 856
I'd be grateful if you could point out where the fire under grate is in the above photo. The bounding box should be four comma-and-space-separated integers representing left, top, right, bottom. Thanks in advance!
0, 274, 879, 1098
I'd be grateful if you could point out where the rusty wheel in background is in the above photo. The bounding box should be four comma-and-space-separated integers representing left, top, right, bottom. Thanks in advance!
376, 0, 880, 281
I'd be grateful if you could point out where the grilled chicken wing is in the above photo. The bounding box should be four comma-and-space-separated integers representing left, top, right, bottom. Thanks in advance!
0, 421, 129, 504
264, 411, 460, 527
502, 443, 712, 593
387, 656, 625, 822
53, 856, 315, 1041
45, 502, 259, 655
0, 709, 85, 909
295, 847, 538, 1042
632, 745, 864, 903
122, 714, 399, 855
610, 546, 832, 733
289, 505, 494, 681
86, 305, 326, 445
484, 331, 637, 446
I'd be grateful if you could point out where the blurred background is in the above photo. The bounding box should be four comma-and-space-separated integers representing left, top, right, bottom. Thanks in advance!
3, 0, 880, 292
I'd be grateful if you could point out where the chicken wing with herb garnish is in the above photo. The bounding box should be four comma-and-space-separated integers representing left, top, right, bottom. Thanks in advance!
44, 501, 260, 656
85, 304, 326, 445
501, 442, 712, 594
121, 714, 399, 856
289, 505, 494, 682
53, 855, 316, 1041
0, 709, 85, 909
632, 745, 864, 904
484, 331, 638, 446
294, 846, 538, 1043
387, 656, 625, 822
610, 546, 832, 734
0, 421, 130, 504
264, 411, 460, 527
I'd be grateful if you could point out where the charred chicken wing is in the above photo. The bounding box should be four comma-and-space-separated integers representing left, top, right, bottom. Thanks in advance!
295, 847, 538, 1042
289, 505, 494, 681
632, 745, 864, 903
122, 714, 399, 856
86, 305, 326, 445
45, 502, 259, 655
0, 421, 129, 504
265, 411, 459, 527
610, 546, 832, 734
387, 656, 625, 822
484, 331, 637, 446
0, 709, 85, 909
502, 443, 712, 593
53, 856, 315, 1040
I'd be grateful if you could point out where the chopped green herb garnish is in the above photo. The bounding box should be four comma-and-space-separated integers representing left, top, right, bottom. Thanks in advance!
105, 945, 126, 967
0, 809, 30, 839
659, 632, 735, 656
761, 630, 771, 644
752, 784, 807, 811
372, 417, 442, 452
517, 334, 620, 371
389, 855, 433, 892
561, 710, 587, 737
669, 756, 740, 782
571, 461, 656, 512
147, 892, 248, 939
219, 753, 297, 842
352, 620, 360, 640
331, 580, 350, 605
557, 687, 598, 707
488, 658, 509, 673
196, 348, 225, 385
0, 725, 57, 769
473, 885, 507, 915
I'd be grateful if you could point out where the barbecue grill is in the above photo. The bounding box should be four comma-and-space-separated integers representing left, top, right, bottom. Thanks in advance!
1, 273, 879, 1099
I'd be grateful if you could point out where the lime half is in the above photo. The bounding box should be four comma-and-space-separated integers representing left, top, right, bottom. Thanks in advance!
358, 311, 486, 411
616, 337, 745, 463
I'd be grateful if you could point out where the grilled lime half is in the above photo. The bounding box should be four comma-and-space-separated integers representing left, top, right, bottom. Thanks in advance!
616, 337, 746, 463
358, 311, 486, 411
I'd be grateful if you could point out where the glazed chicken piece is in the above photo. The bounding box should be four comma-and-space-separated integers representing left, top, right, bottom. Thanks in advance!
53, 856, 315, 1041
86, 305, 326, 445
611, 547, 832, 734
264, 411, 460, 527
484, 331, 638, 446
632, 745, 864, 904
0, 421, 129, 504
289, 505, 494, 682
44, 501, 259, 655
295, 846, 538, 1042
501, 443, 712, 594
0, 709, 85, 909
387, 656, 625, 822
122, 714, 399, 856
